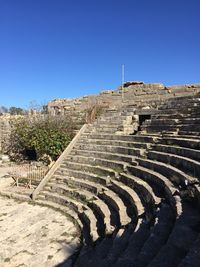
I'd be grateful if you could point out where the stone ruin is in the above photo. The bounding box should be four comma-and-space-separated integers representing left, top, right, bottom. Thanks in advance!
1, 81, 200, 266
47, 81, 200, 121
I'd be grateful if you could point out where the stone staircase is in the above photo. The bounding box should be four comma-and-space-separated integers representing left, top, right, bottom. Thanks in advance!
32, 93, 200, 266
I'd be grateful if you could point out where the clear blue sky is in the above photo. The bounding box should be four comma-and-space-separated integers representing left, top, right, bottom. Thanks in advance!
0, 0, 200, 108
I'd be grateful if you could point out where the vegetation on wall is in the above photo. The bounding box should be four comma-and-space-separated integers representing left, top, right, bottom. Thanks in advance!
4, 115, 75, 162
85, 104, 105, 123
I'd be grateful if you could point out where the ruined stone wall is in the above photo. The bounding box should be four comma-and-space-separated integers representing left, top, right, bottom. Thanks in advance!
0, 116, 11, 152
0, 115, 24, 152
48, 82, 200, 120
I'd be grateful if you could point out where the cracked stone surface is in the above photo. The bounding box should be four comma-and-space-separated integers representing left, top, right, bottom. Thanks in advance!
0, 196, 80, 267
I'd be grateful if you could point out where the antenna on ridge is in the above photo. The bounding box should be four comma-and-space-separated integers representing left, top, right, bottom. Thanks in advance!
122, 64, 125, 101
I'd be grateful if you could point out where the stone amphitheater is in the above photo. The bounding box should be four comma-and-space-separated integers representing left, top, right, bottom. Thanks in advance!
1, 82, 200, 267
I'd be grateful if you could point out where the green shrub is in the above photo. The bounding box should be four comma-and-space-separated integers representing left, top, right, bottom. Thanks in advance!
5, 115, 75, 162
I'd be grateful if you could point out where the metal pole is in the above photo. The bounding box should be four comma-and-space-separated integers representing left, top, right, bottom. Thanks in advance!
122, 64, 125, 102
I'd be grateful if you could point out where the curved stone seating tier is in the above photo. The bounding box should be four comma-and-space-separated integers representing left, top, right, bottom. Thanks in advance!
39, 190, 99, 242
60, 161, 117, 179
109, 180, 145, 218
42, 173, 141, 241
136, 157, 196, 193
73, 143, 144, 157
65, 154, 133, 173
148, 150, 200, 180
160, 136, 200, 150
178, 130, 200, 136
125, 165, 182, 215
144, 118, 200, 127
178, 234, 200, 267
71, 148, 138, 164
147, 202, 200, 267
159, 102, 200, 111
151, 144, 200, 162
81, 132, 158, 143
168, 134, 200, 140
115, 204, 175, 267
152, 113, 200, 120
156, 106, 200, 115
118, 172, 161, 222
77, 138, 150, 149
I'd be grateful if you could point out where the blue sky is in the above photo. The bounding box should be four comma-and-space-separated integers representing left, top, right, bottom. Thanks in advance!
0, 0, 200, 108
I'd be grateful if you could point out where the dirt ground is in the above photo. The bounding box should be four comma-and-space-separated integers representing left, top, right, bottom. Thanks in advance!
0, 196, 80, 267
0, 164, 80, 266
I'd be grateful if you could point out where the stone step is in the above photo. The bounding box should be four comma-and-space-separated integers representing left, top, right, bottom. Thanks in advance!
73, 143, 145, 157
138, 132, 161, 137
127, 164, 183, 215
80, 209, 100, 243
146, 117, 200, 126
160, 136, 200, 150
92, 124, 120, 130
110, 179, 145, 217
179, 124, 200, 132
38, 190, 99, 242
152, 113, 200, 120
178, 234, 200, 267
65, 155, 132, 172
134, 204, 175, 267
163, 133, 200, 140
88, 199, 115, 235
119, 173, 159, 221
98, 190, 132, 226
148, 202, 200, 267
96, 116, 132, 124
159, 99, 200, 108
136, 157, 195, 187
59, 161, 117, 178
141, 124, 178, 133
96, 114, 122, 120
148, 150, 200, 179
70, 149, 138, 164
159, 102, 200, 111
52, 175, 105, 194
155, 111, 200, 119
194, 184, 200, 207
115, 219, 151, 266
46, 182, 97, 203
52, 175, 130, 228
179, 118, 200, 125
75, 237, 113, 267
57, 168, 108, 186
143, 118, 180, 126
157, 106, 200, 114
152, 144, 200, 162
100, 226, 133, 266
97, 114, 131, 122
77, 138, 150, 149
81, 132, 158, 143
178, 130, 200, 136
86, 222, 145, 267
87, 126, 119, 134
120, 112, 137, 118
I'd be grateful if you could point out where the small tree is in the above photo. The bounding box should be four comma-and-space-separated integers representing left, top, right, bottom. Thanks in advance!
9, 106, 24, 115
0, 106, 8, 114
5, 115, 75, 162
